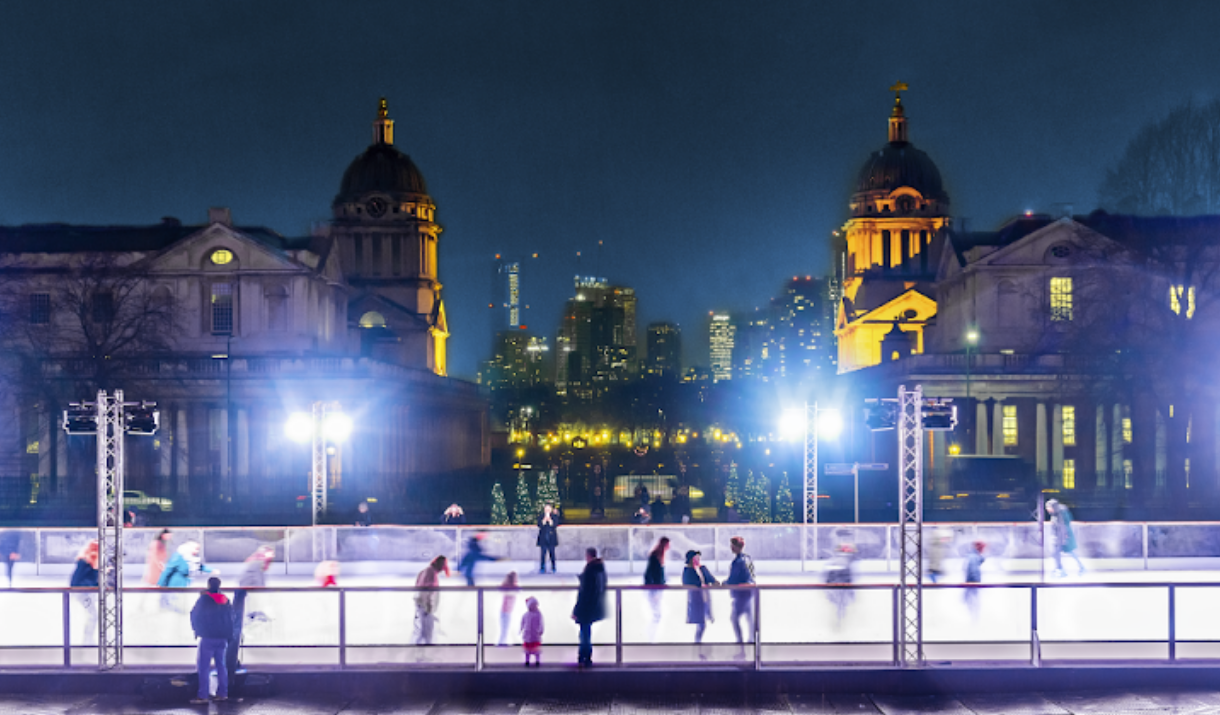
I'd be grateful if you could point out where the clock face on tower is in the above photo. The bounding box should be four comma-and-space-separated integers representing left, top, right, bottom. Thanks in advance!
366, 197, 388, 218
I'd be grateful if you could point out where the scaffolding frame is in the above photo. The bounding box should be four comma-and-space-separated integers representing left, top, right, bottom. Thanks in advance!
95, 390, 125, 670
897, 385, 924, 666
804, 402, 818, 526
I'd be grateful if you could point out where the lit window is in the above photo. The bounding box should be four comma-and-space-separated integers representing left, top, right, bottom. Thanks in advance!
1123, 459, 1133, 489
28, 293, 50, 324
358, 311, 387, 328
1061, 405, 1076, 446
210, 249, 234, 265
890, 351, 900, 361
211, 283, 233, 335
1122, 417, 1132, 444
1169, 285, 1195, 319
1050, 277, 1073, 321
1063, 459, 1076, 489
1002, 405, 1018, 446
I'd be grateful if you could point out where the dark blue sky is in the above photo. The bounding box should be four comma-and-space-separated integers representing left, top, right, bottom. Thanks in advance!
2, 2, 1218, 379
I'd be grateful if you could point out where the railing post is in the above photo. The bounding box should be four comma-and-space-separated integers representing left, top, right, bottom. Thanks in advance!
338, 589, 347, 670
476, 587, 484, 672
615, 588, 623, 666
63, 591, 71, 667
891, 585, 900, 666
753, 586, 761, 671
1143, 524, 1149, 571
1030, 585, 1041, 667
1168, 585, 1176, 663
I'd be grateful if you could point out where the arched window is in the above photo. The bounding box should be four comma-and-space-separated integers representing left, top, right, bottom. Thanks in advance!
358, 311, 387, 329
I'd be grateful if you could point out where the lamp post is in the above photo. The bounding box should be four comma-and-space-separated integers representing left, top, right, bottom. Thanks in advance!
964, 330, 979, 400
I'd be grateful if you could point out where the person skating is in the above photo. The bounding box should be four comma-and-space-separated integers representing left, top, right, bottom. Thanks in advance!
189, 576, 234, 704
724, 536, 756, 659
826, 542, 857, 621
70, 540, 99, 645
964, 540, 985, 621
143, 529, 173, 589
239, 546, 275, 588
227, 544, 274, 681
354, 501, 373, 527
314, 560, 339, 587
414, 556, 449, 646
458, 532, 497, 586
682, 549, 719, 659
159, 541, 216, 613
520, 596, 545, 667
498, 572, 519, 646
536, 503, 560, 574
572, 547, 606, 667
926, 529, 951, 584
643, 537, 670, 643
1046, 499, 1085, 577
0, 530, 21, 588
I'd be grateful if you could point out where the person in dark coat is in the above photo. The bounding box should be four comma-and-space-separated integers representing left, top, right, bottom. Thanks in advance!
70, 540, 100, 646
631, 506, 651, 525
536, 503, 560, 574
457, 532, 497, 586
650, 496, 668, 524
724, 535, 756, 658
354, 501, 372, 527
590, 484, 605, 519
571, 547, 606, 667
682, 549, 719, 657
634, 481, 650, 507
0, 531, 21, 588
670, 486, 692, 524
190, 577, 234, 704
643, 537, 670, 642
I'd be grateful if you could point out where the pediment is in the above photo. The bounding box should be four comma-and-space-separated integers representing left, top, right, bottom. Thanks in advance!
136, 223, 309, 274
972, 218, 1121, 268
845, 288, 937, 328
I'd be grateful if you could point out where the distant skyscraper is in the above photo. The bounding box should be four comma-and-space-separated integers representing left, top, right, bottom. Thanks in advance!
646, 322, 682, 377
556, 276, 638, 395
732, 312, 769, 380
709, 313, 735, 382
492, 257, 523, 328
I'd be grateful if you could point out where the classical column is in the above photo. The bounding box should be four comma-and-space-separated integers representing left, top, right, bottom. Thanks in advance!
1096, 406, 1108, 488
1156, 410, 1167, 487
218, 407, 231, 498
1036, 402, 1048, 482
1051, 404, 1064, 485
159, 411, 173, 495
1112, 404, 1125, 486
992, 400, 1005, 456
976, 402, 989, 455
176, 407, 189, 496
37, 409, 51, 479
236, 408, 250, 496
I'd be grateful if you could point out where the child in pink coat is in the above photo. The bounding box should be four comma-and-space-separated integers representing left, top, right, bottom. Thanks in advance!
520, 596, 544, 667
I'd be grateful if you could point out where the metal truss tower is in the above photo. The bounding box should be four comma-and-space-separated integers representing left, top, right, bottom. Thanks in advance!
804, 402, 818, 525
96, 390, 125, 670
897, 385, 924, 666
311, 401, 328, 527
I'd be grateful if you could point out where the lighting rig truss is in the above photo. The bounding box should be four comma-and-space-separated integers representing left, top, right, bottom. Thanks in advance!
804, 403, 818, 526
865, 387, 955, 667
63, 391, 159, 670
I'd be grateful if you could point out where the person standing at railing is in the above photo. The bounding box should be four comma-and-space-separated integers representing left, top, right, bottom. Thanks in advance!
189, 577, 233, 704
355, 501, 373, 527
442, 503, 466, 525
682, 549, 719, 660
414, 555, 449, 647
0, 530, 21, 588
537, 503, 560, 574
498, 571, 519, 647
69, 540, 99, 646
964, 540, 985, 621
572, 547, 606, 668
1046, 499, 1086, 578
724, 536, 756, 660
643, 537, 670, 643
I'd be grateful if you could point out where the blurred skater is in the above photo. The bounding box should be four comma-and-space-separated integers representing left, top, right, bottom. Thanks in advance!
964, 541, 985, 620
826, 542, 856, 621
143, 529, 173, 588
240, 546, 275, 588
314, 560, 339, 587
520, 596, 545, 666
355, 501, 373, 527
1046, 499, 1085, 577
643, 537, 670, 643
498, 571, 519, 646
0, 530, 21, 588
414, 556, 449, 646
724, 536, 756, 659
926, 529, 951, 584
458, 532, 497, 586
189, 577, 233, 704
536, 503, 560, 574
70, 540, 99, 645
572, 547, 607, 667
682, 550, 719, 660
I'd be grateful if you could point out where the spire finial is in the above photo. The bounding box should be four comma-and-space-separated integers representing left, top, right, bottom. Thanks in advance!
887, 82, 909, 144
373, 97, 394, 145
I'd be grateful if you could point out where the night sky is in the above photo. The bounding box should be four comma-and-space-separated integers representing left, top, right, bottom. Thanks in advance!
2, 2, 1218, 380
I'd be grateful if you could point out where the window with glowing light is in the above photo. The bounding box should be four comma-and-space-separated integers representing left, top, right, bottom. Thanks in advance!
1123, 459, 1133, 489
1169, 285, 1195, 318
1061, 405, 1076, 446
1002, 405, 1018, 446
1049, 277, 1073, 321
210, 249, 234, 265
1062, 459, 1076, 489
1123, 417, 1132, 444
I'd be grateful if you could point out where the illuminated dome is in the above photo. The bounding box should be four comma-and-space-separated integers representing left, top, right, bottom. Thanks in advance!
855, 142, 947, 202
336, 143, 428, 202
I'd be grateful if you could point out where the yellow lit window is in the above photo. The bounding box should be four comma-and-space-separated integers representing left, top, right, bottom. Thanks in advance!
1050, 277, 1073, 321
1122, 418, 1132, 444
1169, 285, 1195, 319
1063, 459, 1076, 489
1123, 459, 1133, 489
210, 249, 234, 265
1061, 405, 1076, 446
1002, 404, 1018, 446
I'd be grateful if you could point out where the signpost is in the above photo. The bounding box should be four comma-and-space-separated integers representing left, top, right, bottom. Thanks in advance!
824, 462, 889, 523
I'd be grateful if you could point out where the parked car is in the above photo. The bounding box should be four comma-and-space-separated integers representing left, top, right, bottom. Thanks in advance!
123, 490, 173, 513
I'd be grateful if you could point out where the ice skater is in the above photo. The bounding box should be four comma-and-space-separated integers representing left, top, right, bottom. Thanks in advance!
498, 571, 519, 646
964, 540, 985, 621
159, 541, 217, 612
1046, 499, 1085, 577
682, 549, 719, 660
414, 556, 449, 647
536, 503, 560, 574
314, 560, 339, 587
520, 596, 545, 666
458, 532, 497, 586
69, 540, 99, 645
189, 577, 234, 704
926, 529, 951, 584
724, 536, 756, 659
643, 537, 670, 643
0, 530, 21, 588
826, 541, 856, 622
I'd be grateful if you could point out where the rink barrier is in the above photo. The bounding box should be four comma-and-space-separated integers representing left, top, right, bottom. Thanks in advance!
0, 582, 1217, 671
12, 520, 1220, 575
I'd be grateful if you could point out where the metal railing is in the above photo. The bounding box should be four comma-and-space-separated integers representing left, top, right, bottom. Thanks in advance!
1, 582, 1216, 670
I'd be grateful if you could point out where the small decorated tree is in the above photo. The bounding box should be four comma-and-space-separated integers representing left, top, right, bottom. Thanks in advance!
536, 469, 560, 512
774, 472, 795, 523
724, 462, 742, 508
512, 471, 535, 525
490, 482, 510, 525
742, 470, 772, 524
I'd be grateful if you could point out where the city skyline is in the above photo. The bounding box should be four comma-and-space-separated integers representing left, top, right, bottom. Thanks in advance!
2, 3, 1220, 379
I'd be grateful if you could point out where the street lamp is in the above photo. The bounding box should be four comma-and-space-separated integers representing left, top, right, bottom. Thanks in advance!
965, 329, 979, 400
285, 402, 351, 526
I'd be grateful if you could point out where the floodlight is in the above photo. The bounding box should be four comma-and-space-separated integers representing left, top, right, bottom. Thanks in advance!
125, 405, 160, 435
323, 412, 353, 442
778, 408, 806, 441
285, 412, 314, 443
816, 409, 843, 441
63, 406, 98, 435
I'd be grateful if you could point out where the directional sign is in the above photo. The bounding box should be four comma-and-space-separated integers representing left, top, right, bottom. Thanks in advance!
858, 463, 889, 470
824, 462, 889, 475
824, 463, 855, 475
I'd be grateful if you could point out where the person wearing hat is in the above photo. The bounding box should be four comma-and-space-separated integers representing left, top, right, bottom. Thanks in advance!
681, 549, 719, 658
190, 576, 234, 704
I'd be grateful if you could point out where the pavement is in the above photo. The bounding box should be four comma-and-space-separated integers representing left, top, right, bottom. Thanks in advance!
7, 689, 1220, 714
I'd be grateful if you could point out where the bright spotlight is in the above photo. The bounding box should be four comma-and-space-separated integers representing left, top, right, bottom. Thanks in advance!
816, 409, 843, 441
779, 408, 806, 441
285, 412, 314, 443
323, 412, 353, 442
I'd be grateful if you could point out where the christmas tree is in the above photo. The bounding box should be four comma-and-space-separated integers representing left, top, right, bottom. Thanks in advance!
490, 482, 510, 525
512, 471, 535, 525
741, 470, 772, 523
536, 469, 560, 512
774, 472, 795, 523
724, 462, 742, 508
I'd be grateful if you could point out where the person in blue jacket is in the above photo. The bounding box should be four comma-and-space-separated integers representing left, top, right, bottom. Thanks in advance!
724, 536, 756, 659
159, 541, 216, 611
457, 532, 497, 586
70, 540, 99, 645
1046, 499, 1085, 577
